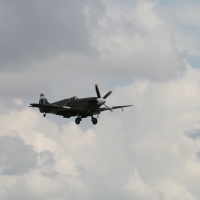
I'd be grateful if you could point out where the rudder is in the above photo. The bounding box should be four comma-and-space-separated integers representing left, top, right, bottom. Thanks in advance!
39, 93, 50, 105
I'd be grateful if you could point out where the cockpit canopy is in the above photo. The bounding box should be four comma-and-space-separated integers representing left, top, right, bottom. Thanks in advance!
66, 96, 78, 102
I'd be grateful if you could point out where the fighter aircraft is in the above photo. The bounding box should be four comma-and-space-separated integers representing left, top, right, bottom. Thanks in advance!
29, 84, 133, 125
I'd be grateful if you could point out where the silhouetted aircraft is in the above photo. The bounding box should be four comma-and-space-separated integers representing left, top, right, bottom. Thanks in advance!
29, 84, 133, 125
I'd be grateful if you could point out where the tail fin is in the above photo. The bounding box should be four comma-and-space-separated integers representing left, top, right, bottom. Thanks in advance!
39, 93, 50, 105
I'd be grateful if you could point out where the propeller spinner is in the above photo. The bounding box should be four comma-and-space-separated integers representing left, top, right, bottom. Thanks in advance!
95, 84, 113, 112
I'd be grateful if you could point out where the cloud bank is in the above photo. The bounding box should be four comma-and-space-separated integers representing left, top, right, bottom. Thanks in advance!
0, 0, 200, 199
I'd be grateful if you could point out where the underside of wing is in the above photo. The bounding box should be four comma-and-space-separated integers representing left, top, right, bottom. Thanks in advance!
95, 105, 133, 112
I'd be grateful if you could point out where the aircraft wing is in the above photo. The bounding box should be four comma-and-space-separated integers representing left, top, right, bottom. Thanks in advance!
95, 105, 133, 112
29, 103, 76, 111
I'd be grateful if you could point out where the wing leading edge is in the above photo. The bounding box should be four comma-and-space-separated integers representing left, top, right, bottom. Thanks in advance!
95, 105, 133, 112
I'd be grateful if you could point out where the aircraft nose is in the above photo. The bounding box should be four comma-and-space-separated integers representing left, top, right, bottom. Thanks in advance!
97, 98, 106, 105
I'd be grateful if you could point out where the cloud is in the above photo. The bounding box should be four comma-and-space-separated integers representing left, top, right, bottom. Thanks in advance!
0, 0, 200, 199
85, 0, 186, 81
0, 136, 38, 175
0, 0, 104, 67
1, 64, 200, 199
196, 151, 200, 160
158, 0, 200, 56
39, 150, 55, 166
122, 168, 162, 200
0, 0, 192, 103
184, 129, 200, 140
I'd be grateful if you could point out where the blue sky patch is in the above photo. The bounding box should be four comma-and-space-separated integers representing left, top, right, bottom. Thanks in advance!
188, 55, 200, 68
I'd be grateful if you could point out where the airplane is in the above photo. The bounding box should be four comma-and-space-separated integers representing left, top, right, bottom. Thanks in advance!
29, 84, 133, 125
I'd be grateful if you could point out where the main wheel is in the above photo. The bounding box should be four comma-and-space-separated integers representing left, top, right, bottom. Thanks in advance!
43, 113, 46, 117
92, 118, 97, 125
75, 118, 80, 124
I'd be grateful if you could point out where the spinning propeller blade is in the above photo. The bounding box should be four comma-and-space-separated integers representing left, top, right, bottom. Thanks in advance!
104, 104, 113, 112
95, 84, 101, 98
103, 91, 112, 99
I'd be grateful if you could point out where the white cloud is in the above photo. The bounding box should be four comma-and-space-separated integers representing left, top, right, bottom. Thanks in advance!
0, 0, 188, 102
157, 0, 200, 56
85, 0, 186, 81
156, 179, 198, 200
0, 65, 200, 199
12, 98, 23, 106
122, 168, 160, 200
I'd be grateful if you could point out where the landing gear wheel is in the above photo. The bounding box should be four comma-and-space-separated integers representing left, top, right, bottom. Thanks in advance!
92, 117, 98, 125
75, 118, 81, 125
43, 113, 46, 117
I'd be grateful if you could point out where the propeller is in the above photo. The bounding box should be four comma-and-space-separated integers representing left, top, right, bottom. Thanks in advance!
103, 104, 113, 112
95, 84, 113, 112
103, 91, 112, 99
95, 84, 101, 98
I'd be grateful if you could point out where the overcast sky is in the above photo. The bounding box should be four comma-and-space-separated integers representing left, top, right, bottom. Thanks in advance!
1, 0, 200, 199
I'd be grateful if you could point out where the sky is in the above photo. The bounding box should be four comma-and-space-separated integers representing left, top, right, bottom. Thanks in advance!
0, 0, 200, 199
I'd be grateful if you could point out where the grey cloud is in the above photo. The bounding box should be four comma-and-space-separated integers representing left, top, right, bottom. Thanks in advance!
0, 0, 187, 104
196, 151, 200, 160
183, 129, 200, 140
0, 136, 38, 175
0, 0, 105, 67
39, 150, 55, 166
75, 165, 86, 178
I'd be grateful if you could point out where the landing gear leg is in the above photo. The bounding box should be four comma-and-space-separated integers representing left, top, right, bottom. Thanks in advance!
43, 113, 46, 117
